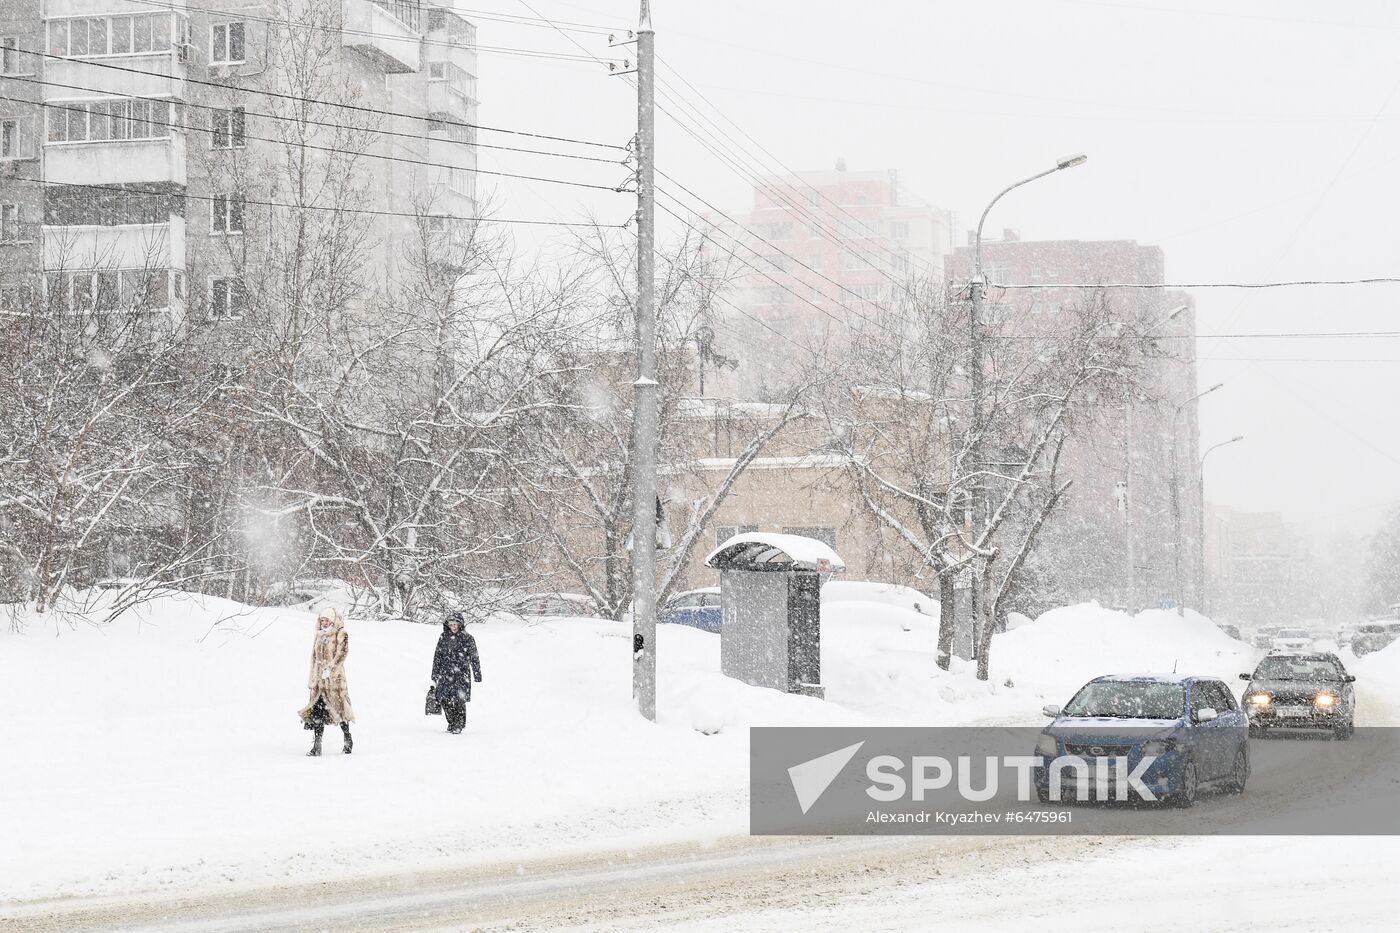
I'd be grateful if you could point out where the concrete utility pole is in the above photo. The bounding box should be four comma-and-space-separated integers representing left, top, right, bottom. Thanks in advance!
630, 0, 658, 721
1171, 382, 1222, 617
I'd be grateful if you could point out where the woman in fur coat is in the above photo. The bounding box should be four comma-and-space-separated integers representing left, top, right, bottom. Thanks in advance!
298, 607, 355, 756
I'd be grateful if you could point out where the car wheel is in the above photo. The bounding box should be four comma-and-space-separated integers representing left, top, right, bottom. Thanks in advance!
1248, 723, 1268, 739
1175, 761, 1198, 808
1035, 785, 1051, 805
1227, 748, 1248, 794
1334, 720, 1354, 741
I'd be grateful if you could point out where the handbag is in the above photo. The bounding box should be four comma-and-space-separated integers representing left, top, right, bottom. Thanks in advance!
425, 685, 442, 716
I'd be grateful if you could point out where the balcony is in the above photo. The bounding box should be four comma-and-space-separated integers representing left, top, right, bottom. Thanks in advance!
425, 61, 477, 117
342, 0, 421, 74
46, 135, 187, 186
43, 217, 186, 271
45, 51, 183, 102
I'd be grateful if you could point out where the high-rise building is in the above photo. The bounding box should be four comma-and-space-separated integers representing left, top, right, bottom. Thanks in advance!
710, 164, 953, 396
0, 0, 478, 322
948, 235, 1200, 612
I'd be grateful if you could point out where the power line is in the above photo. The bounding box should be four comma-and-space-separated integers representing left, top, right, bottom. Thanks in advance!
2, 94, 624, 193
7, 177, 624, 227
6, 72, 622, 164
511, 0, 926, 293
110, 0, 622, 64
1199, 357, 1400, 363
988, 278, 1400, 289
655, 193, 895, 343
4, 46, 626, 151
655, 55, 942, 280
656, 175, 898, 331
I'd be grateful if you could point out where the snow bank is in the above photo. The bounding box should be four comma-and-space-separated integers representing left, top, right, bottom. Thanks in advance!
989, 603, 1255, 704
0, 592, 1249, 902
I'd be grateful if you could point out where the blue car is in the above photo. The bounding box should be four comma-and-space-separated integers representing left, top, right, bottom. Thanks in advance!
1034, 674, 1249, 807
659, 588, 722, 633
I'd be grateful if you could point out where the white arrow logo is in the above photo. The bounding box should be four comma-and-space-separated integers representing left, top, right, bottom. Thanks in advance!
788, 741, 865, 814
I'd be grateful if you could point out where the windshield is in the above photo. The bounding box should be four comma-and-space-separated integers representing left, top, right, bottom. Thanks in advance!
1062, 682, 1185, 720
1275, 628, 1309, 638
1254, 657, 1342, 681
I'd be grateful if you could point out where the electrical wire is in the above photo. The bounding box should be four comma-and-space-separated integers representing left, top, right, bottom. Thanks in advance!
6, 176, 625, 227
989, 278, 1400, 289
4, 46, 626, 150
512, 0, 929, 293
656, 55, 942, 280
104, 0, 623, 65
2, 94, 625, 193
5, 73, 623, 164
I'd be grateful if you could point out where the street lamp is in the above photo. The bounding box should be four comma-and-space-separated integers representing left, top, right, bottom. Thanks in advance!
968, 153, 1088, 531
1171, 382, 1223, 616
1198, 435, 1244, 619
1122, 303, 1188, 612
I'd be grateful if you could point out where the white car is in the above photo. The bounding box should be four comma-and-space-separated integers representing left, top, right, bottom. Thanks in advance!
1270, 627, 1314, 652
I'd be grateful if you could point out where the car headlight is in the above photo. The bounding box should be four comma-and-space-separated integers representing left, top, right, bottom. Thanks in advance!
1314, 692, 1338, 708
1247, 692, 1272, 707
1036, 734, 1058, 758
1141, 739, 1175, 756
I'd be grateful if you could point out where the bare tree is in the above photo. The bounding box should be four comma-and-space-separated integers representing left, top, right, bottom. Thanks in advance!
831, 278, 1150, 678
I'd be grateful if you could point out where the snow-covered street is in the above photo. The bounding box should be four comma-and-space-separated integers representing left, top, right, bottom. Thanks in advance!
5, 592, 1400, 930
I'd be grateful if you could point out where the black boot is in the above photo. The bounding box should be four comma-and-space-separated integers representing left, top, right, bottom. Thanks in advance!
341, 723, 353, 755
308, 725, 323, 757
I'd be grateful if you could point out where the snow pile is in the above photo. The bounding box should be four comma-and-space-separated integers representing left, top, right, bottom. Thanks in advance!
1350, 637, 1400, 682
0, 592, 1250, 903
821, 580, 936, 617
989, 603, 1255, 703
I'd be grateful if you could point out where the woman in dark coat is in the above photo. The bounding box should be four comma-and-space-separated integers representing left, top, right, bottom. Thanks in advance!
432, 612, 482, 734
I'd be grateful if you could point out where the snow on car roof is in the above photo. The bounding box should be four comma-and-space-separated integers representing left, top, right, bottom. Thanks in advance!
704, 532, 846, 573
1093, 673, 1202, 684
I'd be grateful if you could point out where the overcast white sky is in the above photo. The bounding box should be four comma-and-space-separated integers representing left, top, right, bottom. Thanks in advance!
469, 0, 1400, 539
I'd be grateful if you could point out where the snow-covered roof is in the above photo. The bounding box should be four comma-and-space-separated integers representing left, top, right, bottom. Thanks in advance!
704, 532, 845, 573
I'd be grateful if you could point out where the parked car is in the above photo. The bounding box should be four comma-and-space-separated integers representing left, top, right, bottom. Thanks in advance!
659, 587, 722, 633
504, 592, 600, 621
1036, 674, 1249, 807
1239, 652, 1355, 739
1252, 623, 1284, 649
1351, 621, 1400, 657
1270, 627, 1314, 652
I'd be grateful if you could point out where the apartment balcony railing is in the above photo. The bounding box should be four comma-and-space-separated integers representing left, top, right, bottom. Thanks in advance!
342, 0, 421, 74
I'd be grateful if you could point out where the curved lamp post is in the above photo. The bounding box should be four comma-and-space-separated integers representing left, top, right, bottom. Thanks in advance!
1198, 435, 1244, 619
1172, 382, 1223, 616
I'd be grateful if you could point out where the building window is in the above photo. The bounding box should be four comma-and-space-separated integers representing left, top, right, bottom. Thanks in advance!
889, 220, 910, 240
1, 119, 17, 158
716, 525, 758, 546
211, 107, 245, 149
1, 37, 21, 74
47, 14, 174, 57
211, 194, 243, 234
782, 526, 836, 549
211, 22, 245, 64
47, 98, 182, 144
0, 203, 20, 240
43, 268, 168, 312
210, 277, 246, 319
0, 283, 35, 312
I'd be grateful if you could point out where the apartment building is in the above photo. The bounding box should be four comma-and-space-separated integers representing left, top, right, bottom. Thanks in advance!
0, 0, 479, 325
948, 235, 1200, 612
710, 163, 953, 397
